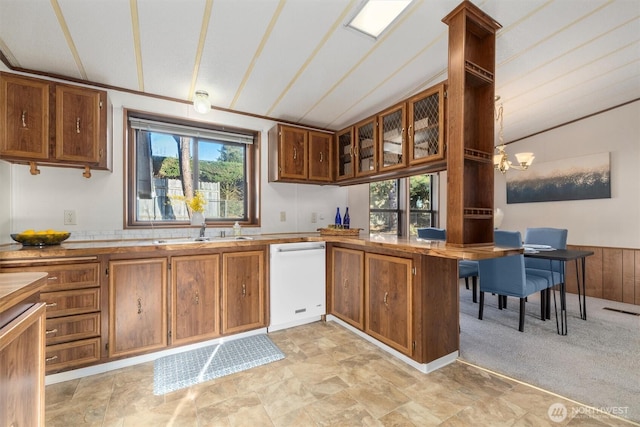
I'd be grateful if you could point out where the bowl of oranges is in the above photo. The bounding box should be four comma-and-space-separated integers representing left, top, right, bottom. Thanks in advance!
11, 229, 71, 246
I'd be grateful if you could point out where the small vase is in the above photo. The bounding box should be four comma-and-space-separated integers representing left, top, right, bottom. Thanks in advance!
190, 211, 205, 226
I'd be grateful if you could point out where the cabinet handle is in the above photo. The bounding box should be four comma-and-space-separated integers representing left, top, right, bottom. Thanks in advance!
242, 283, 246, 297
137, 298, 143, 314
383, 292, 388, 305
45, 302, 57, 308
408, 125, 412, 140
343, 278, 348, 288
194, 291, 200, 305
319, 152, 323, 162
45, 355, 58, 363
45, 328, 58, 335
48, 276, 58, 281
293, 148, 297, 160
402, 127, 405, 143
76, 117, 81, 133
21, 110, 27, 127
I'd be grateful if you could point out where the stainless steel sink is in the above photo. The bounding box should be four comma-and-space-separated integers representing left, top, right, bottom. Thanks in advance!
152, 236, 252, 245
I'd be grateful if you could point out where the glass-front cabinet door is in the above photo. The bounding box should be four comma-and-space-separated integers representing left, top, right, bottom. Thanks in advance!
336, 127, 354, 181
408, 83, 445, 165
378, 103, 406, 172
355, 117, 377, 177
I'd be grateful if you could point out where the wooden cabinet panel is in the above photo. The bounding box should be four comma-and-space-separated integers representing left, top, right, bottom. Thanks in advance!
365, 253, 412, 355
108, 258, 167, 357
336, 127, 354, 181
40, 287, 100, 318
378, 103, 406, 172
0, 73, 50, 160
45, 312, 100, 345
407, 84, 445, 165
171, 254, 220, 346
0, 302, 46, 427
222, 251, 265, 334
278, 125, 307, 180
308, 130, 332, 182
44, 337, 101, 373
354, 117, 378, 177
11, 262, 100, 292
331, 247, 364, 330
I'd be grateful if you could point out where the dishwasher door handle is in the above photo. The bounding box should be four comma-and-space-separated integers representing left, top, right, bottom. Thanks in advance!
276, 245, 325, 253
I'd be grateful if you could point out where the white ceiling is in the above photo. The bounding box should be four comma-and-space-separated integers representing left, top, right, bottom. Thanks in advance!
0, 0, 638, 143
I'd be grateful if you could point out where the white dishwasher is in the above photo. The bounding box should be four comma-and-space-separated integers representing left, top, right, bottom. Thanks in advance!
269, 241, 326, 332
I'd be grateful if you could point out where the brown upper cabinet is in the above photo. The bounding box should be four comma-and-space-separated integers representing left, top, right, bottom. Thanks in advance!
354, 116, 378, 177
0, 72, 110, 176
407, 83, 446, 165
268, 123, 333, 183
378, 102, 407, 173
335, 127, 354, 181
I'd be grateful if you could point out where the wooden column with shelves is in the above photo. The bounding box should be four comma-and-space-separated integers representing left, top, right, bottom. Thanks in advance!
443, 1, 501, 247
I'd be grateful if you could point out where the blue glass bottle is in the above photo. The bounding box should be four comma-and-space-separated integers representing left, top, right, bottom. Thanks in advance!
335, 207, 342, 227
343, 207, 350, 229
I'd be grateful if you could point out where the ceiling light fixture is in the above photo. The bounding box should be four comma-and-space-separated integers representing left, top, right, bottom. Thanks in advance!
193, 90, 210, 114
493, 96, 534, 174
346, 0, 412, 39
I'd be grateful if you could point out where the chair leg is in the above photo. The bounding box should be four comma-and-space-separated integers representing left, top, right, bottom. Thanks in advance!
519, 298, 526, 332
498, 294, 503, 310
503, 295, 507, 309
540, 290, 546, 321
546, 287, 552, 319
464, 277, 469, 290
478, 292, 484, 320
472, 277, 477, 303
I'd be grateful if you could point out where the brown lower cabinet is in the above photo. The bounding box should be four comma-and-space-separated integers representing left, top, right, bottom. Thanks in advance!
0, 302, 46, 427
171, 254, 220, 346
328, 243, 459, 365
365, 253, 413, 355
108, 258, 168, 358
221, 250, 266, 334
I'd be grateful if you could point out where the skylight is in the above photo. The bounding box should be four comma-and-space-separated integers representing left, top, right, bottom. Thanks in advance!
346, 0, 412, 39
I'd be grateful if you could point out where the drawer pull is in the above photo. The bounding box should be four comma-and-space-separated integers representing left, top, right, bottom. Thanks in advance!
45, 355, 58, 363
45, 328, 58, 335
383, 292, 388, 305
137, 298, 143, 314
76, 117, 81, 133
242, 283, 246, 297
48, 276, 58, 280
46, 302, 58, 308
194, 291, 200, 305
21, 110, 27, 127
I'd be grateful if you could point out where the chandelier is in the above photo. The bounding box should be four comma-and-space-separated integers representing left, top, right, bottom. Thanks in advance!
493, 97, 534, 174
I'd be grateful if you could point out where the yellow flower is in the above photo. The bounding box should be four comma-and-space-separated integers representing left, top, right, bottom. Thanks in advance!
187, 191, 206, 213
169, 191, 206, 214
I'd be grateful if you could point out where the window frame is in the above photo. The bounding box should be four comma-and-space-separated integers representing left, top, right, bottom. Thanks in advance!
124, 109, 260, 229
369, 174, 437, 237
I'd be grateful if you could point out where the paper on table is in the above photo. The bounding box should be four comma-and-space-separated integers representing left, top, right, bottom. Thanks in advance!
524, 244, 555, 251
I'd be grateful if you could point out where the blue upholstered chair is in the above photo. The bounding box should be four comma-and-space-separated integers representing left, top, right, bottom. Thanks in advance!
524, 227, 568, 319
478, 230, 549, 332
417, 227, 479, 302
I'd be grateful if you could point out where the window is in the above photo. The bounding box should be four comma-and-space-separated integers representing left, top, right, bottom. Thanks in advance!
369, 174, 436, 236
126, 111, 259, 228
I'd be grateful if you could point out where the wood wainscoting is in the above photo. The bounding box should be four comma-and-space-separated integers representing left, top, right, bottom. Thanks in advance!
565, 245, 640, 306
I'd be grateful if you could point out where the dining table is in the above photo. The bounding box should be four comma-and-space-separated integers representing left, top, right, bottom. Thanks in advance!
524, 248, 594, 335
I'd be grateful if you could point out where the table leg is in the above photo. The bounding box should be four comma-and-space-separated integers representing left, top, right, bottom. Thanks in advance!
580, 257, 587, 320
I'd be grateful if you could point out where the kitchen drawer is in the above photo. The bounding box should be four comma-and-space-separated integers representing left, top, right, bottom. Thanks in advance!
40, 288, 100, 318
0, 260, 100, 291
45, 337, 101, 373
45, 312, 100, 345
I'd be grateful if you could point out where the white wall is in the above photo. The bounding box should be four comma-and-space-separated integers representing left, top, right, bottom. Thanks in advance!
4, 83, 347, 241
495, 101, 640, 248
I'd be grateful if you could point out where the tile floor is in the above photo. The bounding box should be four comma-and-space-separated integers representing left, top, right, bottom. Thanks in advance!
45, 321, 629, 426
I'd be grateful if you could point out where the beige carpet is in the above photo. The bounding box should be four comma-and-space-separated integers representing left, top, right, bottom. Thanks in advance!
458, 283, 640, 423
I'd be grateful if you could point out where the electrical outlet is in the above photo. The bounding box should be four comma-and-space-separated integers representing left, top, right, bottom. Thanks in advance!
280, 211, 286, 222
64, 210, 77, 225
311, 212, 317, 223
